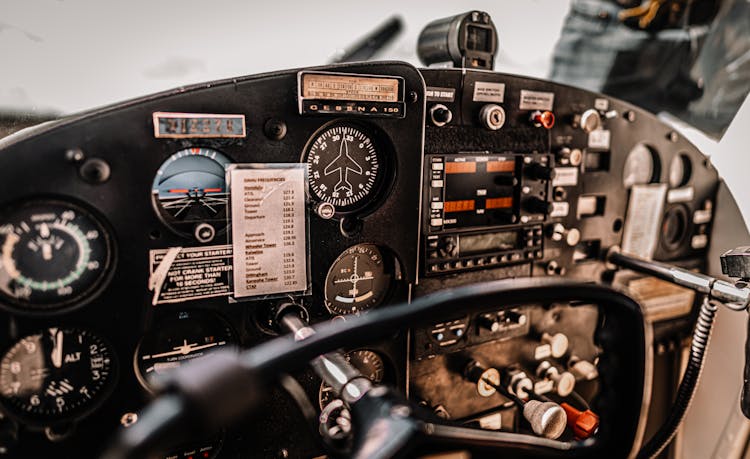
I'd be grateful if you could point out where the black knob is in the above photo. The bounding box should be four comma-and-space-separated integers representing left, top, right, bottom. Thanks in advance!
526, 163, 556, 181
430, 104, 453, 126
478, 313, 501, 332
524, 197, 553, 215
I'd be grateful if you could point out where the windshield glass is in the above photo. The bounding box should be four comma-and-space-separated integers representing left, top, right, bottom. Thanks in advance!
2, 1, 748, 139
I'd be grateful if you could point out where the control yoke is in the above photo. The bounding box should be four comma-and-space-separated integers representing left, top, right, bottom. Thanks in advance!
607, 247, 750, 459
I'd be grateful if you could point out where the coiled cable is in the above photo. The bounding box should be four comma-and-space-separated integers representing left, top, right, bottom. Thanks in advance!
637, 296, 718, 459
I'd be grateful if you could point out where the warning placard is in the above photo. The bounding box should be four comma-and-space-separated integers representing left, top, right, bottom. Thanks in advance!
148, 245, 233, 305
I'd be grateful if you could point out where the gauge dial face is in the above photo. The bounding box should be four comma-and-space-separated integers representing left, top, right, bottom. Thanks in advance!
305, 124, 383, 213
0, 328, 115, 425
324, 244, 394, 315
134, 310, 237, 392
0, 201, 112, 312
152, 148, 231, 238
623, 143, 659, 188
319, 349, 386, 409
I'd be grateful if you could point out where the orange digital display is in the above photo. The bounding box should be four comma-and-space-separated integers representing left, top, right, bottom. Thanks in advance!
486, 160, 515, 173
485, 197, 514, 209
445, 162, 477, 174
444, 200, 476, 213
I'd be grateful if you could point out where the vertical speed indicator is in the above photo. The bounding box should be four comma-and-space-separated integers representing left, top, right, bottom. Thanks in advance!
304, 124, 386, 214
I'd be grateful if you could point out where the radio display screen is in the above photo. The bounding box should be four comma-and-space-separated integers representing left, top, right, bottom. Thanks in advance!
442, 156, 517, 229
460, 231, 518, 255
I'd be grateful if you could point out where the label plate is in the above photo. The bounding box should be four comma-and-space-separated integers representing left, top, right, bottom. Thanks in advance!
148, 245, 233, 305
228, 164, 308, 299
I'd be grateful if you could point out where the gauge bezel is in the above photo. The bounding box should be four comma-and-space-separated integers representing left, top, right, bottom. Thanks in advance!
0, 197, 117, 316
318, 348, 390, 409
301, 120, 396, 217
132, 309, 239, 393
150, 146, 233, 241
0, 328, 119, 428
323, 243, 400, 316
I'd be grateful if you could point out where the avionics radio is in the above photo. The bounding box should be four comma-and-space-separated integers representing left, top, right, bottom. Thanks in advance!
423, 152, 552, 275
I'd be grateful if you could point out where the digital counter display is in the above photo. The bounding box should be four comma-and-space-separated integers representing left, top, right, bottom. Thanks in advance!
460, 231, 518, 255
153, 112, 246, 139
441, 156, 517, 229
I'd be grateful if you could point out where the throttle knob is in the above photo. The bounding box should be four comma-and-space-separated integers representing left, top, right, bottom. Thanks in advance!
523, 400, 567, 439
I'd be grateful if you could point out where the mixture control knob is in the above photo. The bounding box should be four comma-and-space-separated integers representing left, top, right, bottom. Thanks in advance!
561, 403, 600, 439
430, 104, 453, 127
541, 332, 569, 358
577, 109, 602, 133
523, 197, 553, 215
526, 163, 556, 181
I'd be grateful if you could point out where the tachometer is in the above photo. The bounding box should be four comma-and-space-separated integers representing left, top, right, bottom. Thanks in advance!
152, 147, 231, 241
0, 328, 115, 426
0, 200, 113, 313
324, 244, 395, 316
134, 310, 237, 392
304, 124, 385, 214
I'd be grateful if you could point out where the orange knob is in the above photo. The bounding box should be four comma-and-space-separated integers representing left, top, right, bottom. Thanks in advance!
561, 402, 599, 439
531, 110, 555, 129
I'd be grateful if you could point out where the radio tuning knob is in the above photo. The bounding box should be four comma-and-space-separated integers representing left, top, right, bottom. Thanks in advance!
524, 197, 553, 215
526, 163, 556, 181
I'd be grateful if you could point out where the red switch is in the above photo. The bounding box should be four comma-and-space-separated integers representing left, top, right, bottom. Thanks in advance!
561, 402, 599, 439
530, 110, 555, 129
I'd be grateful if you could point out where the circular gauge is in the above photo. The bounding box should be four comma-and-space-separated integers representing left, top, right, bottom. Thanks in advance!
319, 349, 386, 409
0, 328, 115, 425
304, 123, 386, 214
324, 244, 396, 316
0, 200, 113, 312
623, 143, 660, 188
668, 154, 692, 188
134, 310, 237, 392
152, 148, 231, 239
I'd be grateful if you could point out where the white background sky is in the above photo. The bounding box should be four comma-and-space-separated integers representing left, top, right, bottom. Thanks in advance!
0, 0, 570, 114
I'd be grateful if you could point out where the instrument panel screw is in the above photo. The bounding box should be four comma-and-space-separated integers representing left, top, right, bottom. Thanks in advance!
408, 91, 418, 103
264, 118, 287, 140
65, 148, 85, 163
79, 158, 111, 184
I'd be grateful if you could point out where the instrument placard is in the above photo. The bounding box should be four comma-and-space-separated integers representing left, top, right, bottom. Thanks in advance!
301, 73, 399, 102
298, 72, 405, 118
227, 164, 308, 299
